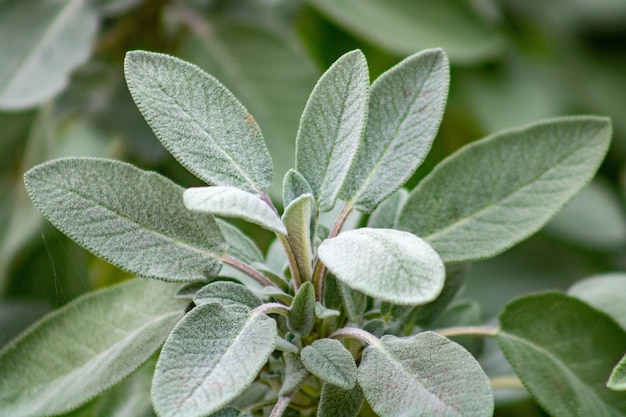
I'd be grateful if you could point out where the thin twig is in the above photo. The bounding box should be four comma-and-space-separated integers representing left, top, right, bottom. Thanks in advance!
221, 254, 274, 287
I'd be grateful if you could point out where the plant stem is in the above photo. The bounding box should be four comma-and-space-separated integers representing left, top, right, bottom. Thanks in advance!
220, 254, 274, 287
269, 393, 295, 417
330, 327, 380, 346
434, 326, 498, 338
251, 302, 290, 317
490, 376, 525, 389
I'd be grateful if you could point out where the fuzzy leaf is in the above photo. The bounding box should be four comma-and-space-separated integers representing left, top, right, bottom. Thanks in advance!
342, 49, 449, 212
295, 50, 369, 211
397, 117, 612, 263
24, 158, 225, 282
279, 353, 310, 396
124, 51, 273, 193
194, 281, 262, 309
288, 282, 316, 337
318, 383, 364, 417
0, 279, 186, 417
301, 339, 357, 389
282, 194, 314, 280
152, 304, 277, 417
184, 186, 286, 235
208, 408, 252, 417
367, 189, 409, 229
358, 332, 493, 417
497, 293, 626, 416
216, 219, 263, 265
283, 169, 314, 209
336, 278, 366, 322
568, 273, 626, 330
413, 263, 468, 327
609, 354, 626, 391
318, 228, 445, 305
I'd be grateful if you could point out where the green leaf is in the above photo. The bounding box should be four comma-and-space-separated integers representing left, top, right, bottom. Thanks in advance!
124, 51, 273, 193
301, 339, 357, 389
0, 279, 186, 417
194, 281, 262, 310
608, 354, 626, 391
413, 263, 468, 327
24, 158, 225, 282
0, 0, 97, 109
366, 189, 408, 229
283, 169, 314, 209
152, 303, 277, 417
208, 407, 253, 417
342, 49, 449, 212
184, 186, 286, 235
397, 117, 612, 263
318, 228, 445, 305
215, 219, 263, 265
336, 278, 367, 322
496, 293, 626, 416
568, 273, 626, 330
315, 302, 341, 320
282, 194, 314, 280
279, 353, 310, 396
318, 383, 364, 417
358, 332, 493, 417
288, 282, 316, 337
295, 50, 369, 211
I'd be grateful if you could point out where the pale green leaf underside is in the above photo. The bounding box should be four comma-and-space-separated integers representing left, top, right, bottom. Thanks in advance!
318, 383, 363, 417
496, 293, 626, 416
0, 279, 186, 417
288, 281, 316, 337
184, 186, 286, 235
124, 51, 273, 193
358, 332, 493, 417
608, 354, 626, 391
24, 158, 225, 282
152, 304, 277, 417
568, 273, 626, 330
194, 281, 262, 310
318, 228, 445, 305
282, 194, 314, 280
295, 50, 369, 211
398, 117, 612, 263
301, 339, 357, 389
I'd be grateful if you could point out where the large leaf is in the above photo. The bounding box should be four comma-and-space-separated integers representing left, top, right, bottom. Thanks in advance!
0, 279, 186, 417
0, 0, 97, 109
341, 49, 449, 212
497, 293, 626, 416
568, 273, 626, 330
152, 303, 277, 417
124, 51, 273, 193
358, 332, 493, 417
366, 188, 408, 230
318, 228, 445, 305
193, 281, 262, 310
397, 117, 612, 263
24, 158, 225, 282
295, 50, 369, 211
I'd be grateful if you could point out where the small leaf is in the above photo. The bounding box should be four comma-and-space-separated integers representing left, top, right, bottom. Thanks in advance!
497, 293, 626, 416
288, 282, 316, 337
608, 354, 626, 391
336, 278, 367, 322
216, 219, 263, 264
24, 158, 225, 282
124, 51, 273, 193
367, 189, 409, 229
295, 50, 369, 211
152, 304, 277, 417
568, 273, 626, 330
398, 116, 612, 263
301, 339, 357, 389
318, 228, 445, 305
318, 383, 364, 417
342, 49, 449, 212
282, 194, 314, 280
358, 332, 493, 417
0, 279, 186, 417
194, 281, 262, 309
315, 302, 341, 320
184, 186, 286, 235
279, 353, 310, 396
283, 169, 314, 209
275, 338, 300, 354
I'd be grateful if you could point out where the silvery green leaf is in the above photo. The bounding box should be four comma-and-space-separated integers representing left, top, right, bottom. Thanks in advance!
413, 263, 469, 327
358, 332, 493, 417
342, 49, 449, 212
124, 51, 273, 193
316, 302, 341, 320
275, 338, 300, 354
568, 273, 626, 330
301, 339, 357, 389
0, 0, 97, 109
0, 279, 186, 417
318, 228, 445, 305
288, 282, 316, 337
279, 353, 310, 396
176, 282, 206, 300
194, 281, 262, 309
367, 189, 409, 229
282, 194, 314, 280
262, 287, 293, 305
283, 169, 314, 209
184, 186, 286, 235
24, 158, 225, 282
265, 238, 288, 276
295, 50, 369, 211
216, 219, 263, 265
362, 320, 385, 339
318, 383, 363, 417
336, 279, 366, 322
152, 304, 277, 417
398, 116, 612, 263
608, 354, 626, 391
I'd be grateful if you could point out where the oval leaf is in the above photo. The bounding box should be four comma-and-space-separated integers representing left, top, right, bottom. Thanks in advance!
152, 304, 277, 417
397, 116, 612, 263
568, 273, 626, 330
301, 339, 357, 389
0, 279, 186, 417
124, 51, 273, 193
24, 158, 225, 282
194, 281, 262, 309
288, 282, 316, 337
318, 228, 445, 305
358, 332, 493, 417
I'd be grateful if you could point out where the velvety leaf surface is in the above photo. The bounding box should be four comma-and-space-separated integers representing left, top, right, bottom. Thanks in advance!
295, 50, 369, 211
397, 117, 612, 263
342, 49, 449, 212
609, 354, 626, 391
0, 279, 186, 417
367, 189, 408, 229
318, 228, 445, 305
568, 273, 626, 329
282, 194, 314, 280
283, 169, 314, 209
279, 353, 310, 396
358, 332, 493, 417
193, 281, 262, 310
301, 339, 357, 389
497, 293, 626, 416
152, 304, 277, 417
215, 219, 263, 265
318, 383, 364, 417
124, 51, 273, 193
24, 158, 225, 282
288, 282, 316, 337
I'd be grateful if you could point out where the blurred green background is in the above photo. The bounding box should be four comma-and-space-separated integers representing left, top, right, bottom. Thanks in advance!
2, 0, 626, 415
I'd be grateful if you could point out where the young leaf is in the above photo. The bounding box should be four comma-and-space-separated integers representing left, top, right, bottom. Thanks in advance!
318, 228, 445, 305
152, 303, 277, 417
184, 186, 286, 235
283, 169, 314, 209
216, 219, 264, 265
288, 282, 316, 337
0, 279, 186, 417
318, 383, 364, 417
282, 194, 314, 280
358, 332, 493, 417
608, 354, 626, 391
295, 50, 369, 211
193, 281, 262, 309
301, 339, 357, 389
367, 188, 409, 229
497, 293, 626, 416
397, 116, 612, 263
279, 353, 310, 396
24, 158, 226, 282
568, 273, 626, 330
341, 49, 449, 212
124, 51, 273, 193
336, 278, 367, 322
